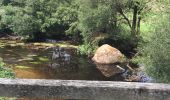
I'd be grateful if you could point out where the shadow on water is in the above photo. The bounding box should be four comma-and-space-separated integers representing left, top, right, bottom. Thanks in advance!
0, 45, 125, 81
0, 44, 126, 100
0, 40, 153, 100
0, 42, 151, 100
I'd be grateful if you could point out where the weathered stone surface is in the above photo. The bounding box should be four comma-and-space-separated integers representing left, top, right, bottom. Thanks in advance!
96, 64, 125, 77
0, 78, 170, 100
92, 44, 124, 64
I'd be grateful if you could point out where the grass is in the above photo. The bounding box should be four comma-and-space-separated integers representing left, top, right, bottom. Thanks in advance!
140, 22, 154, 42
0, 58, 15, 78
0, 58, 15, 99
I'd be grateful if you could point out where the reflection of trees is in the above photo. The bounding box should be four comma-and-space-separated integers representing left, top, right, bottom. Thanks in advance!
49, 47, 79, 73
51, 47, 71, 62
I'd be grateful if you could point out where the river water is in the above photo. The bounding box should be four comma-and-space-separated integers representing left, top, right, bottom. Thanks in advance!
0, 45, 125, 81
0, 41, 151, 100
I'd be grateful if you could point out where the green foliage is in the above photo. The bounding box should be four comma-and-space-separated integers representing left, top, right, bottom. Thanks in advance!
76, 0, 152, 55
78, 43, 98, 56
78, 0, 117, 42
0, 58, 15, 78
0, 0, 11, 6
12, 13, 40, 38
0, 0, 78, 39
139, 9, 170, 82
77, 0, 120, 55
0, 0, 163, 57
0, 5, 15, 33
43, 0, 78, 36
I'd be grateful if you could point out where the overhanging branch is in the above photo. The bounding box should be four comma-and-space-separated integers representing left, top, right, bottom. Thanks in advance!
118, 8, 132, 29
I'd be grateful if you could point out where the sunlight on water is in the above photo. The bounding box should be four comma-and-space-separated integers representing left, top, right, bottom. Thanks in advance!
0, 45, 123, 81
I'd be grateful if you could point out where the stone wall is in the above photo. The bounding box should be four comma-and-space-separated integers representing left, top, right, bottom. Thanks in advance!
0, 78, 170, 100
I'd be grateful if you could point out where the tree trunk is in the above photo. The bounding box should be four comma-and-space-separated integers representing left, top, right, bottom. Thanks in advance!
137, 15, 141, 35
132, 5, 138, 36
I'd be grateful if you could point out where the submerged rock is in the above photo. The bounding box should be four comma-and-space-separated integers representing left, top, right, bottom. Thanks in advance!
96, 64, 125, 77
92, 44, 125, 64
122, 67, 153, 82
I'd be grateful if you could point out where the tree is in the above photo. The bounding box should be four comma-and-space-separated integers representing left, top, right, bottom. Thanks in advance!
0, 0, 78, 40
0, 5, 16, 34
116, 0, 151, 40
0, 0, 11, 6
78, 0, 117, 42
77, 0, 151, 55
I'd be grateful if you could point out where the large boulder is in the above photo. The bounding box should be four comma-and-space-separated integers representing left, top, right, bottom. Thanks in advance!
92, 44, 125, 64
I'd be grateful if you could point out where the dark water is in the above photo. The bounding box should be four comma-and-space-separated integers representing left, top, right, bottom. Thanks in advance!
0, 45, 124, 81
0, 45, 126, 100
0, 44, 152, 100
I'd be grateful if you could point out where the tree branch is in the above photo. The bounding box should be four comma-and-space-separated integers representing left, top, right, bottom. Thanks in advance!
118, 8, 132, 29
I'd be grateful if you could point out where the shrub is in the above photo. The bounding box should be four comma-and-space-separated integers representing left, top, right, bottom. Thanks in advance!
0, 58, 15, 78
78, 43, 98, 56
140, 12, 170, 83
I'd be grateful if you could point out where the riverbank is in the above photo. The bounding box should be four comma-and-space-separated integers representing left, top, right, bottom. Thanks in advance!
0, 58, 14, 78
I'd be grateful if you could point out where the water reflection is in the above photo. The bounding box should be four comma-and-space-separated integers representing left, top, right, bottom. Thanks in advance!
0, 46, 107, 81
95, 63, 125, 77
51, 47, 71, 65
0, 44, 152, 83
0, 43, 153, 100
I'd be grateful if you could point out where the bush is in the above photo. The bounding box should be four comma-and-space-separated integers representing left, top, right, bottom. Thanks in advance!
0, 0, 79, 40
139, 12, 170, 83
12, 14, 40, 38
0, 5, 16, 34
78, 0, 117, 42
78, 43, 98, 56
0, 58, 15, 78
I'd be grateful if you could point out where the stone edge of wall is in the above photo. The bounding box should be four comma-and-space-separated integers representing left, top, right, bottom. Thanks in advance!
0, 78, 170, 100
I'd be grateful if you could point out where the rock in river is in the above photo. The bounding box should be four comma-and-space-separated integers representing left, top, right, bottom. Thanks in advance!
92, 44, 125, 64
92, 44, 126, 77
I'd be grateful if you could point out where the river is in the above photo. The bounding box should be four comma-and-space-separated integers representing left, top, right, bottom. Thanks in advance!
0, 40, 151, 100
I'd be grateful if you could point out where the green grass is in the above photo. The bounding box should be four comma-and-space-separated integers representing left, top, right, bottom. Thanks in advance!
140, 22, 154, 42
0, 58, 15, 78
0, 66, 15, 78
0, 58, 15, 99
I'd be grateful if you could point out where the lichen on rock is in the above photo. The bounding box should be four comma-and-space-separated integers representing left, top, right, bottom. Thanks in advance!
92, 44, 125, 64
